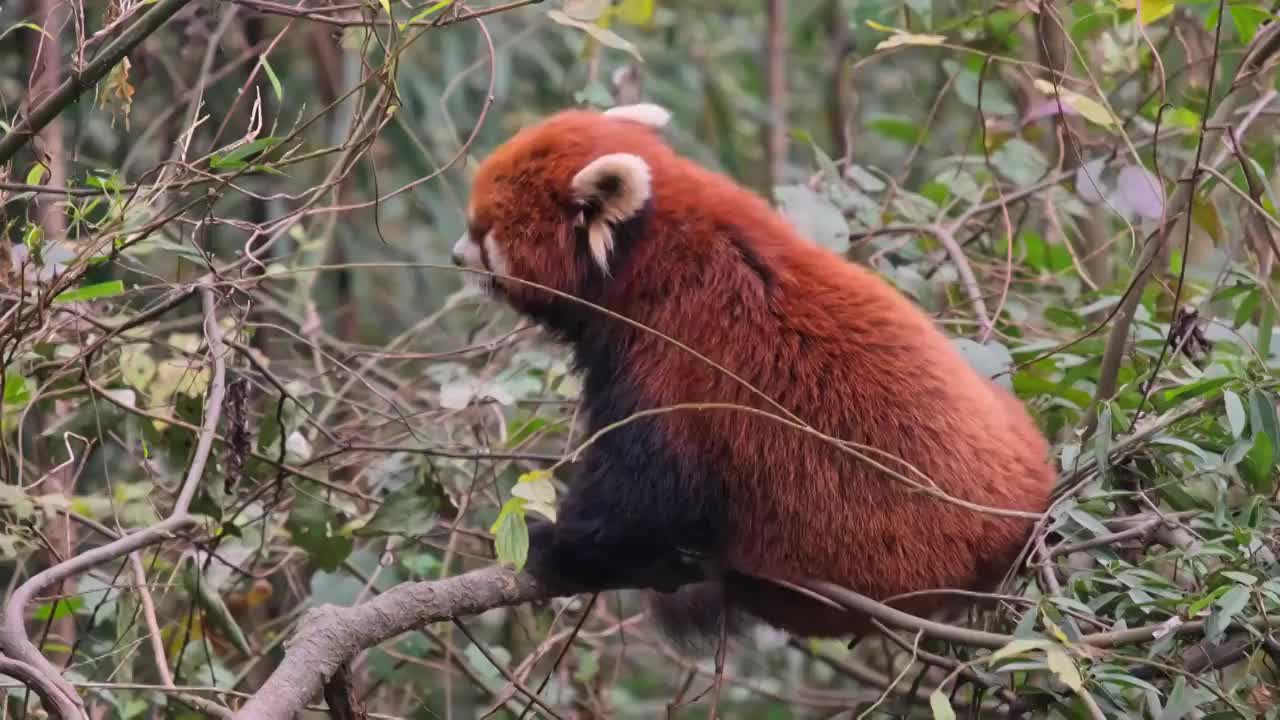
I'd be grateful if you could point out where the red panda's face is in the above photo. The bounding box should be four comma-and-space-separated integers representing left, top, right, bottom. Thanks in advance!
451, 104, 672, 324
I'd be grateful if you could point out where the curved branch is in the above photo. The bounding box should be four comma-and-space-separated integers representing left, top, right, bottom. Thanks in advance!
0, 657, 83, 719
231, 565, 549, 720
0, 284, 228, 719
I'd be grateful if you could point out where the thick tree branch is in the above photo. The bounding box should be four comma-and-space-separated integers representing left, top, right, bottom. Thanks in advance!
231, 566, 550, 720
0, 657, 82, 719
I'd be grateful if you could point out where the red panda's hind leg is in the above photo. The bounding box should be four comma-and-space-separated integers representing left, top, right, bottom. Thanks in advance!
646, 582, 741, 653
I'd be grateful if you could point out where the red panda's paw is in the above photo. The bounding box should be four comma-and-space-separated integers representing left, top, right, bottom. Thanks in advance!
523, 515, 573, 592
522, 515, 706, 595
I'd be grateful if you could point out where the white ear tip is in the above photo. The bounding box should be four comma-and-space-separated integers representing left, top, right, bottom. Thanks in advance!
603, 103, 671, 129
571, 153, 651, 198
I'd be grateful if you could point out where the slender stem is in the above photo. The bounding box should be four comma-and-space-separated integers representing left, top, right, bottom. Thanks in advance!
0, 0, 194, 166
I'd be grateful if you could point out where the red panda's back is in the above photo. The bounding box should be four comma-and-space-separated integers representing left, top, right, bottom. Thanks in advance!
624, 157, 1054, 637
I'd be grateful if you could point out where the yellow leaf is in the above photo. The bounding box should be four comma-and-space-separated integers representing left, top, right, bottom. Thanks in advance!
547, 9, 641, 61
1191, 193, 1224, 244
517, 470, 551, 484
1045, 646, 1084, 692
25, 163, 48, 186
512, 474, 556, 505
1032, 79, 1115, 127
929, 688, 957, 720
865, 19, 897, 32
1043, 615, 1069, 643
875, 32, 947, 50
1137, 0, 1174, 24
612, 0, 653, 25
989, 638, 1053, 664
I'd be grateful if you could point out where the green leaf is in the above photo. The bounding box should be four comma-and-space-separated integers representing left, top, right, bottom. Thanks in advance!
1206, 585, 1251, 644
1094, 671, 1161, 694
286, 482, 354, 572
0, 21, 50, 44
463, 642, 510, 680
1013, 374, 1092, 408
26, 163, 48, 185
951, 338, 1013, 387
3, 372, 30, 408
868, 117, 924, 145
53, 280, 125, 304
1224, 390, 1246, 438
929, 688, 956, 720
490, 498, 529, 570
774, 185, 851, 253
1248, 389, 1279, 448
945, 59, 1017, 116
506, 417, 552, 447
1221, 571, 1257, 585
1258, 299, 1275, 360
1188, 584, 1231, 615
1228, 4, 1270, 42
355, 467, 447, 537
34, 596, 84, 621
1156, 377, 1232, 409
1094, 405, 1112, 475
991, 138, 1050, 185
260, 57, 283, 102
574, 649, 600, 683
573, 81, 614, 108
210, 136, 283, 169
1240, 431, 1275, 495
400, 0, 452, 28
1234, 289, 1259, 328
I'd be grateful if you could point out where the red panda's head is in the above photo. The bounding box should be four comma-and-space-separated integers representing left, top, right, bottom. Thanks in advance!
452, 103, 673, 329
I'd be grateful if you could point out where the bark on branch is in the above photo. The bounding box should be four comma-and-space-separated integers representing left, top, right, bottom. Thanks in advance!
230, 566, 551, 720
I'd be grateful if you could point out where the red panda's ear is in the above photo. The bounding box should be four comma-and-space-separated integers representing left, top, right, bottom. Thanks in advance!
570, 153, 652, 273
603, 103, 671, 129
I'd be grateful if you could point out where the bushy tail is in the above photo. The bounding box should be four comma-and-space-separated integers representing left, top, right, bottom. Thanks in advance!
646, 582, 739, 654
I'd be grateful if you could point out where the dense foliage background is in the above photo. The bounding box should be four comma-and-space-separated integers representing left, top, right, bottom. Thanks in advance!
2, 0, 1279, 717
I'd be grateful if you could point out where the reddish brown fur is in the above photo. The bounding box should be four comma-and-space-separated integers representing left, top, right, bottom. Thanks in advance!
465, 109, 1055, 637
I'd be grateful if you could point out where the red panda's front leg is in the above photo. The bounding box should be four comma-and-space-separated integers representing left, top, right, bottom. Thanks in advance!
524, 482, 709, 594
522, 411, 725, 595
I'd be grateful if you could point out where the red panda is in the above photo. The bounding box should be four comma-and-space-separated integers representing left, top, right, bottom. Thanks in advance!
452, 103, 1055, 643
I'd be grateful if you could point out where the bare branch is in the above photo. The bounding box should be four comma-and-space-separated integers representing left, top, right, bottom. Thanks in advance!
0, 0, 194, 166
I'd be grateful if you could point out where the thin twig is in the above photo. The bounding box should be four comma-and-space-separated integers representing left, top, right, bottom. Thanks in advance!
0, 284, 228, 719
0, 0, 194, 165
